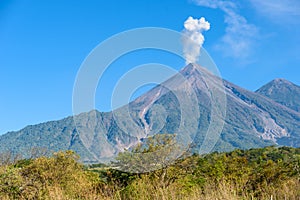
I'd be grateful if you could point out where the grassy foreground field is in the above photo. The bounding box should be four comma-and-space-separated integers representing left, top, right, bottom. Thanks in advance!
1, 146, 300, 199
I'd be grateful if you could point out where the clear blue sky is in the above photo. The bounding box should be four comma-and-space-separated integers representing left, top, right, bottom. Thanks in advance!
0, 0, 299, 134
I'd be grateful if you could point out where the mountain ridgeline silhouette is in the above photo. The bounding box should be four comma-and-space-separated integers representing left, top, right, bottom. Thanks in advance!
1, 64, 300, 163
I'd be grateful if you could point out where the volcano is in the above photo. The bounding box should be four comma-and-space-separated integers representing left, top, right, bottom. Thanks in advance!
1, 64, 300, 163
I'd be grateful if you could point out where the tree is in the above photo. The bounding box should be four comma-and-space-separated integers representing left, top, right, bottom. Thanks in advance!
113, 134, 183, 173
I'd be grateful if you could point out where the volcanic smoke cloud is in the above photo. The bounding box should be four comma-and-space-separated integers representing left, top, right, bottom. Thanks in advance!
182, 16, 210, 64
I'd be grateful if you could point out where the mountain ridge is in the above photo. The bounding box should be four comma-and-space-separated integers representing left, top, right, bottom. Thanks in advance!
1, 64, 300, 163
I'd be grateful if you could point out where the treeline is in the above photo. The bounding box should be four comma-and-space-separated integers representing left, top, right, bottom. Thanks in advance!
1, 146, 300, 199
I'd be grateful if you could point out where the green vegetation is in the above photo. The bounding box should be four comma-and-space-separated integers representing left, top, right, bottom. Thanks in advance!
1, 145, 300, 199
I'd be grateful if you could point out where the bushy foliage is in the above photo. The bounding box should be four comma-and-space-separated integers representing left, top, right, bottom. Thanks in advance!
0, 151, 101, 199
1, 145, 300, 199
93, 145, 300, 199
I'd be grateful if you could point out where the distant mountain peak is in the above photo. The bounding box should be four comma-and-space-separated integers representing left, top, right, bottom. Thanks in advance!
256, 78, 297, 94
256, 78, 300, 112
272, 78, 293, 85
273, 78, 288, 82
